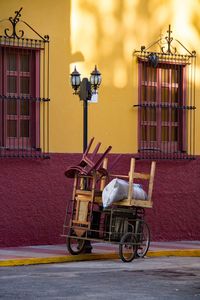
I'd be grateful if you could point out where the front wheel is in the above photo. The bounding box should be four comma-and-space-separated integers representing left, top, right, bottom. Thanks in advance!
66, 230, 86, 255
119, 232, 137, 262
136, 220, 150, 258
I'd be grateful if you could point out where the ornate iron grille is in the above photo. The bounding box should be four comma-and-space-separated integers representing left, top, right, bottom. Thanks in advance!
133, 25, 196, 160
0, 8, 50, 158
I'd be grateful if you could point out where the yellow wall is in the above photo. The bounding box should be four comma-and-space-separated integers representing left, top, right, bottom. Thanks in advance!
1, 0, 200, 154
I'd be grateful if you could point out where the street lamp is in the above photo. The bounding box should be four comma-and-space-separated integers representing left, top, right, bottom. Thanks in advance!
70, 65, 102, 253
70, 65, 102, 152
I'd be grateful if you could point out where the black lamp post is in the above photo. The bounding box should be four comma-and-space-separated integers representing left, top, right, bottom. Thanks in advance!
70, 65, 101, 152
70, 65, 101, 253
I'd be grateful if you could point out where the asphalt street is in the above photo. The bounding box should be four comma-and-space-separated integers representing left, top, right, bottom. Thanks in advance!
0, 257, 200, 299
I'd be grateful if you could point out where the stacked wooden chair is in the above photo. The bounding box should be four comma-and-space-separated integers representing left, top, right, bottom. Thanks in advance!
64, 138, 112, 237
64, 138, 156, 237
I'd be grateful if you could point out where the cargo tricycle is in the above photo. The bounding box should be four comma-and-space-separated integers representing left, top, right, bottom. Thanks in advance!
62, 138, 156, 262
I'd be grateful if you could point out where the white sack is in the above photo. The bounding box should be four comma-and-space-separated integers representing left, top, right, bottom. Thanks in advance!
102, 178, 147, 208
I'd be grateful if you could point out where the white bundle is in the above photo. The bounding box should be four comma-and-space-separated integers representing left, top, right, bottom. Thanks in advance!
102, 178, 147, 208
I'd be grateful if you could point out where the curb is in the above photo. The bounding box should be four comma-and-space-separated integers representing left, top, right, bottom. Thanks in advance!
0, 249, 200, 267
0, 253, 118, 267
148, 249, 200, 258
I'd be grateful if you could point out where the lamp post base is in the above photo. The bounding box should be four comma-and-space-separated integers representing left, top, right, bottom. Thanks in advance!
82, 240, 93, 253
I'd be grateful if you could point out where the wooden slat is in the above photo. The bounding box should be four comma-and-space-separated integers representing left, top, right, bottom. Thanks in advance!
72, 220, 90, 225
100, 158, 108, 191
133, 172, 150, 180
77, 201, 89, 222
75, 196, 91, 202
72, 174, 78, 200
76, 193, 102, 204
131, 199, 153, 208
147, 161, 156, 201
75, 199, 80, 221
75, 189, 102, 197
110, 173, 149, 180
110, 174, 129, 179
75, 189, 92, 196
112, 199, 153, 208
127, 158, 135, 205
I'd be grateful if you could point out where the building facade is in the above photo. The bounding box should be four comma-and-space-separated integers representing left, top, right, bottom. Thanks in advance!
0, 0, 200, 247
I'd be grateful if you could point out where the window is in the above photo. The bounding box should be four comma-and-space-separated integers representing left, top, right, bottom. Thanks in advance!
0, 9, 50, 158
0, 47, 40, 150
134, 26, 196, 159
138, 60, 187, 157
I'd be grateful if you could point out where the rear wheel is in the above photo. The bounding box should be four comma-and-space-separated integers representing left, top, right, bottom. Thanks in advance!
119, 232, 137, 262
66, 230, 86, 255
136, 221, 150, 258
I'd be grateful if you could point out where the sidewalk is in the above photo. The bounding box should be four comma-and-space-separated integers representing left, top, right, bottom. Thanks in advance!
0, 241, 200, 267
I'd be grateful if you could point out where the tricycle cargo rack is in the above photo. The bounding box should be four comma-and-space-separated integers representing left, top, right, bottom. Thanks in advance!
62, 138, 156, 262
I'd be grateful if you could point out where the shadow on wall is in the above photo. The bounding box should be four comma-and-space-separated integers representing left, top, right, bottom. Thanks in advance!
70, 0, 200, 88
68, 0, 200, 147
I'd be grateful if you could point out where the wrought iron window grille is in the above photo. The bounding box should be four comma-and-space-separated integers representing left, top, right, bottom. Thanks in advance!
138, 25, 196, 57
1, 7, 49, 42
133, 25, 196, 160
0, 8, 50, 158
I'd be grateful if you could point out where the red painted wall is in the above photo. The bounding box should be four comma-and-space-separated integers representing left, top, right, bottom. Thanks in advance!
0, 154, 200, 247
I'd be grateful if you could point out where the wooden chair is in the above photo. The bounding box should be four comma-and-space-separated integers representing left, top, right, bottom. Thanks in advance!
65, 137, 112, 179
110, 158, 156, 208
69, 158, 109, 237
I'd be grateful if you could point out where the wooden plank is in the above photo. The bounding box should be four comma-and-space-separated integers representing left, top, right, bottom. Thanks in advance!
76, 194, 102, 204
75, 199, 80, 221
77, 201, 89, 222
127, 158, 135, 205
75, 190, 92, 196
134, 172, 150, 180
110, 172, 149, 180
100, 158, 108, 191
147, 161, 156, 201
72, 220, 90, 225
109, 174, 129, 179
131, 199, 153, 208
72, 174, 78, 200
112, 198, 153, 208
75, 196, 91, 202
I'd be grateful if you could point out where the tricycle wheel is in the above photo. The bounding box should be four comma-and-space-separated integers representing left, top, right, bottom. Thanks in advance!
119, 232, 137, 262
136, 221, 150, 258
66, 230, 86, 255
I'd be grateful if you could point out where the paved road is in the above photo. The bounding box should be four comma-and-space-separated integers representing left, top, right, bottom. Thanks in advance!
0, 257, 200, 299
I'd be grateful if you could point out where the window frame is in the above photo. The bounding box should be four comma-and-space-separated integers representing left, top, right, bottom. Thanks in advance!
138, 59, 187, 154
0, 45, 40, 150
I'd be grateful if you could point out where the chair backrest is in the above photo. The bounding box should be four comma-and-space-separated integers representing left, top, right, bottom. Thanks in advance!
109, 158, 156, 207
81, 145, 112, 176
127, 158, 156, 205
81, 141, 102, 168
79, 137, 96, 167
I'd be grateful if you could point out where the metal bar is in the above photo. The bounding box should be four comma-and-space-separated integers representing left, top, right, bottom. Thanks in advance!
134, 103, 195, 109
83, 99, 88, 153
21, 20, 49, 42
193, 56, 196, 158
174, 39, 195, 57
43, 42, 45, 156
46, 40, 50, 157
189, 56, 193, 158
